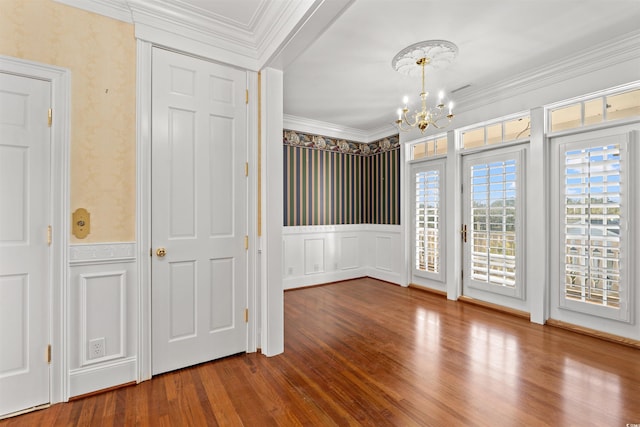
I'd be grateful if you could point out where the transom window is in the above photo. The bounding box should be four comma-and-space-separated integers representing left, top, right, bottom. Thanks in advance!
461, 114, 530, 150
549, 87, 640, 133
410, 134, 447, 160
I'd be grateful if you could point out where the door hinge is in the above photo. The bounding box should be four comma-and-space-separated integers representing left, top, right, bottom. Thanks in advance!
245, 162, 249, 177
244, 308, 249, 323
48, 108, 52, 127
47, 225, 52, 246
245, 89, 249, 105
244, 235, 249, 250
47, 344, 51, 364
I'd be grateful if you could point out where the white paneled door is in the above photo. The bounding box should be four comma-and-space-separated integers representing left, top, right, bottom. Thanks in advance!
0, 73, 51, 416
151, 48, 248, 375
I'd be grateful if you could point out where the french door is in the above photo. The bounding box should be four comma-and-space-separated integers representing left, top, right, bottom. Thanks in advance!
462, 146, 526, 309
549, 127, 635, 328
151, 48, 248, 375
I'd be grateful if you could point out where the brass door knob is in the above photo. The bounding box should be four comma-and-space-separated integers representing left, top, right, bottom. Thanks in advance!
156, 247, 167, 257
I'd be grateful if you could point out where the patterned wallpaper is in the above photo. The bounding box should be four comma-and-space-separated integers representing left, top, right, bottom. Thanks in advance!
283, 131, 400, 226
0, 0, 136, 243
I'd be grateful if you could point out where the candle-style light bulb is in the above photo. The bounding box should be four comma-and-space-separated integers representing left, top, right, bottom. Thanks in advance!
397, 108, 402, 120
438, 91, 444, 102
402, 96, 409, 107
448, 101, 454, 114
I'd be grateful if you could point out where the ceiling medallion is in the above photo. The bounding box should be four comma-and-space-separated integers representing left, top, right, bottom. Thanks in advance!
392, 40, 458, 133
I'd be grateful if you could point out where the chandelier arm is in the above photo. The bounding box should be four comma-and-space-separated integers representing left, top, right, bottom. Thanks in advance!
396, 121, 414, 132
402, 109, 418, 127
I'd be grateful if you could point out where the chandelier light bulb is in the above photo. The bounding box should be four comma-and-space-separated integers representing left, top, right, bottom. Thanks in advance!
397, 108, 402, 120
402, 96, 409, 107
448, 101, 454, 114
438, 91, 444, 102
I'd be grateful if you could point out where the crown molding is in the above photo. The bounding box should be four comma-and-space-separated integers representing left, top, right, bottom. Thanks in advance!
53, 0, 328, 71
284, 114, 397, 143
456, 29, 640, 113
53, 0, 133, 22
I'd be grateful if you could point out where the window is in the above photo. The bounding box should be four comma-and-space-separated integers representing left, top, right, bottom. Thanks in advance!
549, 87, 640, 132
412, 160, 445, 281
563, 144, 622, 308
410, 135, 447, 160
470, 159, 517, 288
554, 132, 632, 322
461, 114, 530, 150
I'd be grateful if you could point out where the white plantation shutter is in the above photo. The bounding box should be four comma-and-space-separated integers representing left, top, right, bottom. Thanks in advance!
563, 144, 622, 309
470, 160, 517, 288
416, 170, 440, 272
412, 161, 445, 282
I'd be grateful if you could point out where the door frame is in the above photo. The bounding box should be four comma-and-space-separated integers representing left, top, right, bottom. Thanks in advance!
136, 41, 259, 381
0, 55, 70, 404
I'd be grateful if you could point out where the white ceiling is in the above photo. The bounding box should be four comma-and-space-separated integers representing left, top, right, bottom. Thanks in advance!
282, 0, 640, 136
58, 0, 640, 139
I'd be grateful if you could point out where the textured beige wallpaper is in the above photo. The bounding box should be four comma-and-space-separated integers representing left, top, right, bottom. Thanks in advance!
0, 0, 136, 243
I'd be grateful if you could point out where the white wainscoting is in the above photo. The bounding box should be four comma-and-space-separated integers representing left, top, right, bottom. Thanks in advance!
68, 242, 137, 397
283, 225, 403, 289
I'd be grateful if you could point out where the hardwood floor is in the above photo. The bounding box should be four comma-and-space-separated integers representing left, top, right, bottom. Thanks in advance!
3, 277, 639, 426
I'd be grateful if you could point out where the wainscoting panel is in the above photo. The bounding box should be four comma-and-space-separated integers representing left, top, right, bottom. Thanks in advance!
341, 236, 359, 270
283, 225, 401, 289
69, 242, 137, 397
304, 238, 325, 275
79, 270, 126, 366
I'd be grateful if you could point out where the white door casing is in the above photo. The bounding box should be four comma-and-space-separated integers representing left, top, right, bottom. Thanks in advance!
151, 48, 248, 375
462, 145, 527, 310
0, 72, 51, 416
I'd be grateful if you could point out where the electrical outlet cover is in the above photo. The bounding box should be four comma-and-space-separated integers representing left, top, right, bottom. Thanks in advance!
88, 337, 105, 359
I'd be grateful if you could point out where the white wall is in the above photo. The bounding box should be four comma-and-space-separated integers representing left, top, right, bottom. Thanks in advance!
283, 224, 403, 289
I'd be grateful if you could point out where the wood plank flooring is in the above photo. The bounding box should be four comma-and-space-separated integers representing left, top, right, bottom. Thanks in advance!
2, 278, 639, 426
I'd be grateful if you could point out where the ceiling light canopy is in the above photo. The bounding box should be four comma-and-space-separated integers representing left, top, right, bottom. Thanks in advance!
393, 40, 458, 133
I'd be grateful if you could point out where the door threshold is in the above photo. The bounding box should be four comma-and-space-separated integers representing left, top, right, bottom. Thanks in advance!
0, 403, 51, 420
458, 295, 530, 320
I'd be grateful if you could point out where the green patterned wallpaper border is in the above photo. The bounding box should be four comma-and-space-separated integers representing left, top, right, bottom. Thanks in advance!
283, 130, 400, 156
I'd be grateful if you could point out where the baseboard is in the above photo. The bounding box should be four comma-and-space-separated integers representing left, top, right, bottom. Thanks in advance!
365, 268, 402, 285
546, 318, 640, 349
283, 268, 368, 289
69, 357, 137, 398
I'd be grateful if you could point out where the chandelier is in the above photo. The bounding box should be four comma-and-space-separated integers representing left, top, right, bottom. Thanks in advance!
392, 40, 458, 133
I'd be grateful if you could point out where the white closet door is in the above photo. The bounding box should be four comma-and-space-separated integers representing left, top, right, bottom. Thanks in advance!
151, 48, 248, 375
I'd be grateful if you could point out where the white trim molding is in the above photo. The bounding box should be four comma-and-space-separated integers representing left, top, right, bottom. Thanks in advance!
53, 0, 342, 72
69, 243, 136, 265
